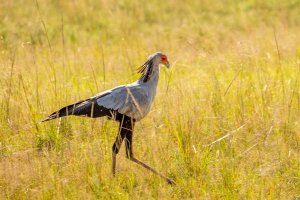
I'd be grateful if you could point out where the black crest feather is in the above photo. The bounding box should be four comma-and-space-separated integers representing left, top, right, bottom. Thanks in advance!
137, 57, 154, 82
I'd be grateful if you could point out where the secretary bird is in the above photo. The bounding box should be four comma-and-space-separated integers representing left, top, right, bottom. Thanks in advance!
42, 52, 175, 184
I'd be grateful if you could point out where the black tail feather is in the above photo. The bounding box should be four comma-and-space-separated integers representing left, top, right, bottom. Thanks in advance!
41, 99, 113, 122
41, 100, 85, 122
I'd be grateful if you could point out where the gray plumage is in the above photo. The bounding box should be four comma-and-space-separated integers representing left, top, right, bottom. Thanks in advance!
95, 75, 158, 120
42, 52, 169, 122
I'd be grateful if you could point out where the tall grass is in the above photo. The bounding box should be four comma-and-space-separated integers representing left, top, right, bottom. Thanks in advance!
0, 0, 299, 199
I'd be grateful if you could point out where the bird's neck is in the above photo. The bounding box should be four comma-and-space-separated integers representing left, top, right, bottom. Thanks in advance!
138, 65, 160, 85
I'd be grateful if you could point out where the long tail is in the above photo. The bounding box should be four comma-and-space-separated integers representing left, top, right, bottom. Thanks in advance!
42, 99, 114, 122
41, 99, 88, 122
42, 92, 114, 122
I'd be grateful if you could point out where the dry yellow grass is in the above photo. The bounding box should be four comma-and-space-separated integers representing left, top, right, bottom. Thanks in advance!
0, 0, 299, 199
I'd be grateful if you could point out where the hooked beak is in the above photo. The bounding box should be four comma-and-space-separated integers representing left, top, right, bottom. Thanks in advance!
164, 61, 170, 68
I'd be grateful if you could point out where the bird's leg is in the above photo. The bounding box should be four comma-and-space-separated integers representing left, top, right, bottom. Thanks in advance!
112, 119, 127, 176
112, 133, 125, 176
124, 126, 176, 185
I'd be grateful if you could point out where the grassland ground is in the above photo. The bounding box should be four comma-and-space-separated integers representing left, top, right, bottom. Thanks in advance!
0, 0, 299, 199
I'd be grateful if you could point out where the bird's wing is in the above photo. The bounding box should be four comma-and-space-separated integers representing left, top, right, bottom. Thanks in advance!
95, 83, 149, 120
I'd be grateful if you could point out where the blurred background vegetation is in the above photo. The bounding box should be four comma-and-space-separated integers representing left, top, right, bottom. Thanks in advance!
0, 0, 299, 199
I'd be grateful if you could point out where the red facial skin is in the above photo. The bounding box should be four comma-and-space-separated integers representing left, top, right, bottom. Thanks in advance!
160, 54, 169, 65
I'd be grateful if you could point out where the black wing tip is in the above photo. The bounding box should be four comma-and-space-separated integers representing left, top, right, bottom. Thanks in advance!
41, 117, 53, 122
41, 117, 52, 122
41, 113, 58, 122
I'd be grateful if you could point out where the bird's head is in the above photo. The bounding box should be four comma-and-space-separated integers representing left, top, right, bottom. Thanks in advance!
138, 52, 170, 72
137, 52, 170, 82
151, 52, 170, 68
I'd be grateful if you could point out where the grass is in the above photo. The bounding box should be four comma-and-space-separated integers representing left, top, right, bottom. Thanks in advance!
0, 0, 300, 199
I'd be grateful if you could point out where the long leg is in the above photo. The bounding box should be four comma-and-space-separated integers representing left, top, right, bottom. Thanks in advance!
112, 116, 128, 176
124, 118, 176, 185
